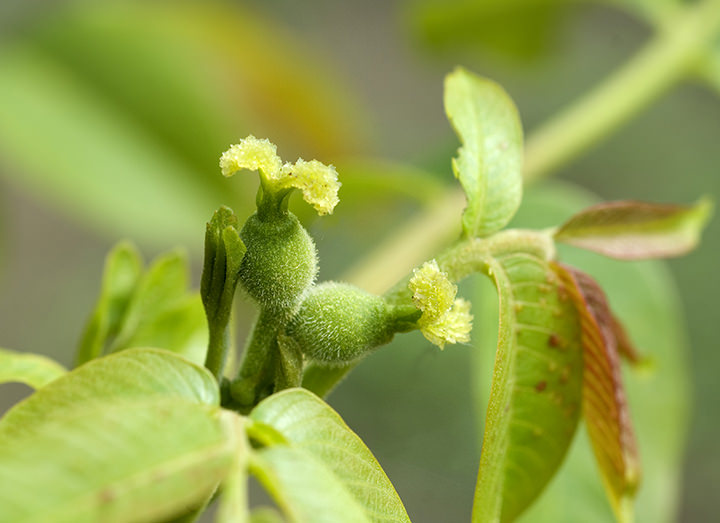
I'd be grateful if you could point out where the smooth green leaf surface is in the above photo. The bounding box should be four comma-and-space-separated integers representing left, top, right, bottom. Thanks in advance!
251, 388, 410, 523
75, 241, 143, 365
0, 347, 218, 440
554, 265, 639, 521
475, 182, 691, 522
0, 348, 230, 523
444, 67, 523, 238
0, 348, 66, 389
251, 445, 370, 523
0, 399, 232, 523
554, 199, 712, 259
473, 250, 583, 522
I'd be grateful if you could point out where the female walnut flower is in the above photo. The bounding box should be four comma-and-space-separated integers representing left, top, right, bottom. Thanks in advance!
220, 135, 340, 215
409, 260, 473, 348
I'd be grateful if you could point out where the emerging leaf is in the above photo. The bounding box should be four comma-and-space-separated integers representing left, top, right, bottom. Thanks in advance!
250, 388, 411, 523
554, 198, 712, 260
554, 264, 640, 521
75, 241, 143, 366
77, 244, 209, 367
473, 250, 583, 522
0, 348, 66, 389
444, 67, 524, 238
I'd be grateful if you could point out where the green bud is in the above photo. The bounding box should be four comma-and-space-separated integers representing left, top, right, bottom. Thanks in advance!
284, 282, 418, 364
238, 212, 317, 312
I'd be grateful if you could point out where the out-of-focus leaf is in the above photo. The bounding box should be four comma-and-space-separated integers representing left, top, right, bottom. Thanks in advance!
336, 158, 449, 207
698, 39, 720, 95
250, 388, 410, 522
251, 445, 370, 523
0, 1, 366, 245
554, 199, 712, 259
408, 0, 570, 60
0, 347, 218, 440
0, 348, 231, 523
472, 248, 583, 522
474, 181, 691, 522
554, 265, 639, 521
444, 67, 524, 238
0, 348, 66, 389
75, 241, 143, 366
249, 507, 285, 523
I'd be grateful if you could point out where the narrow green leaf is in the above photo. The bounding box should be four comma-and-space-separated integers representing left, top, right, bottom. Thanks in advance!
554, 198, 712, 259
0, 348, 66, 389
75, 241, 143, 366
250, 446, 370, 523
444, 67, 524, 238
0, 399, 232, 523
554, 265, 640, 521
250, 388, 410, 523
473, 250, 583, 522
0, 347, 219, 440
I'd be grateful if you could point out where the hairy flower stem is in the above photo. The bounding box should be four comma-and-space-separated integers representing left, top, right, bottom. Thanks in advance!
231, 309, 285, 409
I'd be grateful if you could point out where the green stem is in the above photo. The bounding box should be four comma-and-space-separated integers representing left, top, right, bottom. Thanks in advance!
231, 309, 282, 407
523, 0, 720, 183
343, 0, 720, 297
205, 321, 231, 382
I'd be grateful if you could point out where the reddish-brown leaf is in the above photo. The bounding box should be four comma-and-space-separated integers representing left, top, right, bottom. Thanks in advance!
554, 199, 711, 259
553, 264, 640, 520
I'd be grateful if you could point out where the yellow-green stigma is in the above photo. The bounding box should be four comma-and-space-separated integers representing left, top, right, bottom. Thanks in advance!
409, 260, 473, 348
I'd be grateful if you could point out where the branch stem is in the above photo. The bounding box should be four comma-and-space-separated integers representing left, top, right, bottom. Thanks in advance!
344, 0, 720, 296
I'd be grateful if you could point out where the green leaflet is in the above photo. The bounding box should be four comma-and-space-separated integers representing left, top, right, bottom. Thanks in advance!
477, 182, 691, 522
76, 244, 209, 367
0, 348, 66, 389
250, 388, 410, 523
75, 241, 143, 365
0, 348, 232, 523
251, 445, 370, 523
473, 250, 584, 522
554, 198, 712, 260
0, 348, 218, 441
444, 68, 523, 238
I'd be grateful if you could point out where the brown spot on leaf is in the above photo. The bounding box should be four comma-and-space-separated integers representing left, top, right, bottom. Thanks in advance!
100, 489, 116, 504
535, 381, 547, 392
548, 333, 561, 348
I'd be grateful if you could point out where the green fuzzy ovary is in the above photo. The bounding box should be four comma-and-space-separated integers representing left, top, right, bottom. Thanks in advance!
286, 282, 394, 364
239, 213, 317, 311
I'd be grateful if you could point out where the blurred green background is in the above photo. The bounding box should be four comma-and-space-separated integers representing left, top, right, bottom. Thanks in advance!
0, 0, 718, 521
